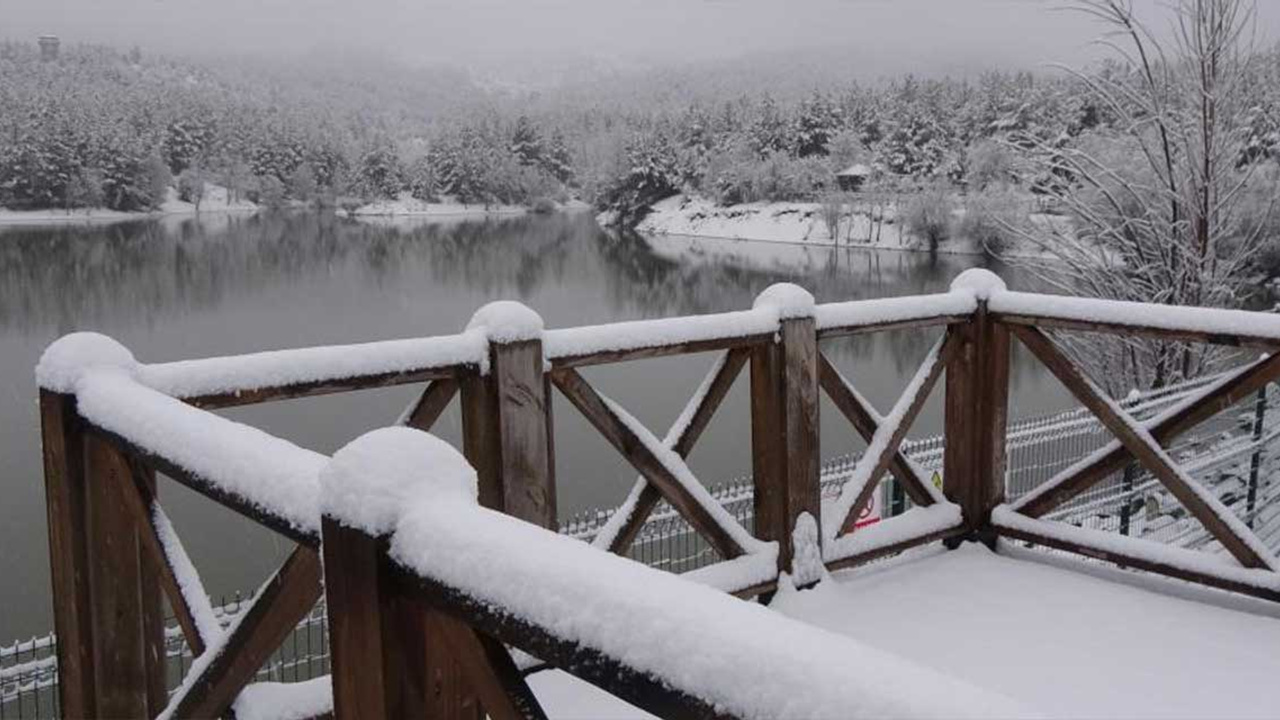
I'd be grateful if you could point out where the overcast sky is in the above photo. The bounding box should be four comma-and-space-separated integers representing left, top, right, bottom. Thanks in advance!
5, 0, 1279, 74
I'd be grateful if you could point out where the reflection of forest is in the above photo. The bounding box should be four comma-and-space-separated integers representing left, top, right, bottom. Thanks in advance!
0, 210, 1044, 390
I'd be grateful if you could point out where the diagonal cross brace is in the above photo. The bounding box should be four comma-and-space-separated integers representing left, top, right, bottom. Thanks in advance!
821, 333, 956, 540
551, 366, 754, 560
1011, 325, 1277, 571
593, 348, 749, 555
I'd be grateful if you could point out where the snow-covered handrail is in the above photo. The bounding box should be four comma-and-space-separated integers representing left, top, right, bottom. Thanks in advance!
814, 290, 977, 336
990, 291, 1280, 349
320, 428, 1032, 720
37, 333, 327, 542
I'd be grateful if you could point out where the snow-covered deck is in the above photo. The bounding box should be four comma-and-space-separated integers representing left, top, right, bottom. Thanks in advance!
535, 543, 1280, 719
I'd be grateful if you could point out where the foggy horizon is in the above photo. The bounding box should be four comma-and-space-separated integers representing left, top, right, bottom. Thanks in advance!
7, 0, 1280, 81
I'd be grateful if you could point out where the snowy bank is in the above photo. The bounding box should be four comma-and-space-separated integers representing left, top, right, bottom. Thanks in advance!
0, 184, 259, 226
636, 194, 911, 248
635, 194, 1065, 258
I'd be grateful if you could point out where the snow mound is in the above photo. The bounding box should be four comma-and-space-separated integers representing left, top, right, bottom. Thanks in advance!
322, 427, 477, 536
36, 332, 138, 392
466, 301, 545, 344
753, 283, 816, 319
949, 268, 1007, 300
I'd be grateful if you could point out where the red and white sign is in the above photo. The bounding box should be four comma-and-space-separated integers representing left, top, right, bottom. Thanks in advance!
853, 490, 880, 529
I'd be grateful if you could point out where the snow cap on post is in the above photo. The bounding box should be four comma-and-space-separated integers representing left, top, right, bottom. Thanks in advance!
466, 300, 544, 344
36, 332, 138, 393
320, 426, 478, 536
949, 268, 1007, 301
753, 283, 816, 320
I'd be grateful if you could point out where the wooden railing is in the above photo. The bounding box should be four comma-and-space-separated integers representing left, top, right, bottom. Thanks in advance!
37, 269, 1280, 719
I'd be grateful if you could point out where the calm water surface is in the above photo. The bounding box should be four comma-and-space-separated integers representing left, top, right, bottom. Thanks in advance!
0, 211, 1067, 638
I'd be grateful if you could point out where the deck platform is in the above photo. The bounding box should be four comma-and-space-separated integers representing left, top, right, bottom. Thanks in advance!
535, 543, 1280, 719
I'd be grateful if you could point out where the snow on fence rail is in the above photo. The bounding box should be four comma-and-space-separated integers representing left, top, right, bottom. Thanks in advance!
29, 269, 1280, 720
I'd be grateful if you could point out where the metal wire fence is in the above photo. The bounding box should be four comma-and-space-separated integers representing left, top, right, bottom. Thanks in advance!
4, 373, 1275, 719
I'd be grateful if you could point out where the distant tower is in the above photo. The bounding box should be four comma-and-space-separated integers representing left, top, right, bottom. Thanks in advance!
38, 35, 59, 62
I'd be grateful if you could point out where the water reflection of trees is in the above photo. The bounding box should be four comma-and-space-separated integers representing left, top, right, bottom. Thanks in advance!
0, 212, 1043, 391
0, 212, 581, 335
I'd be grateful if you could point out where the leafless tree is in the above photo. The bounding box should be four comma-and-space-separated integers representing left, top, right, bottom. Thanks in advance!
1008, 0, 1274, 393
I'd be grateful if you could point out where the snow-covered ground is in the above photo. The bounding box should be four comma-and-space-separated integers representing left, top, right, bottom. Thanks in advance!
636, 194, 1065, 258
772, 543, 1280, 719
494, 541, 1280, 719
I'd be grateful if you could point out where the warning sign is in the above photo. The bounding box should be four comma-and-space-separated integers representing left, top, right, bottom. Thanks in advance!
931, 471, 943, 491
853, 490, 880, 529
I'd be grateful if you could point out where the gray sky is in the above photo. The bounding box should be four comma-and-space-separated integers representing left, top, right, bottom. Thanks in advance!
5, 0, 1279, 74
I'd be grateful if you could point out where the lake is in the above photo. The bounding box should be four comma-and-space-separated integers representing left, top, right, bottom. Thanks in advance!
0, 210, 1068, 640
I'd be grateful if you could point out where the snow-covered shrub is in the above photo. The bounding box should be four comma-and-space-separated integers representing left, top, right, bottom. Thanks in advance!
600, 132, 681, 223
819, 192, 846, 242
177, 165, 208, 209
259, 175, 286, 209
288, 163, 318, 204
903, 184, 954, 251
352, 146, 404, 200
405, 157, 439, 203
959, 188, 1022, 256
965, 139, 1016, 190
64, 167, 104, 210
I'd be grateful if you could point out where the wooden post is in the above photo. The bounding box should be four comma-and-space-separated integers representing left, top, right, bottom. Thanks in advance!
943, 299, 1010, 541
323, 518, 439, 719
450, 305, 555, 717
460, 316, 556, 529
84, 432, 165, 718
42, 388, 166, 718
750, 287, 821, 577
40, 390, 96, 718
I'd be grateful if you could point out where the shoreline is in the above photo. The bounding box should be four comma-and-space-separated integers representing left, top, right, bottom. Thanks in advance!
634, 194, 1059, 261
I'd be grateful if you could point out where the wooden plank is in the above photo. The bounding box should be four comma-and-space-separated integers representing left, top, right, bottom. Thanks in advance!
993, 522, 1280, 604
750, 339, 786, 569
1016, 352, 1280, 518
827, 335, 956, 537
402, 567, 734, 720
322, 518, 438, 719
551, 367, 745, 560
750, 317, 821, 575
39, 390, 96, 719
815, 313, 971, 340
434, 612, 550, 720
403, 378, 459, 431
994, 312, 1280, 352
116, 455, 208, 656
460, 366, 503, 511
943, 323, 979, 528
816, 354, 936, 508
84, 434, 158, 718
323, 520, 391, 719
84, 424, 320, 549
169, 546, 324, 720
973, 307, 1011, 522
494, 340, 556, 528
609, 349, 749, 555
548, 333, 771, 369
461, 341, 556, 529
1010, 325, 1269, 569
182, 366, 459, 409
